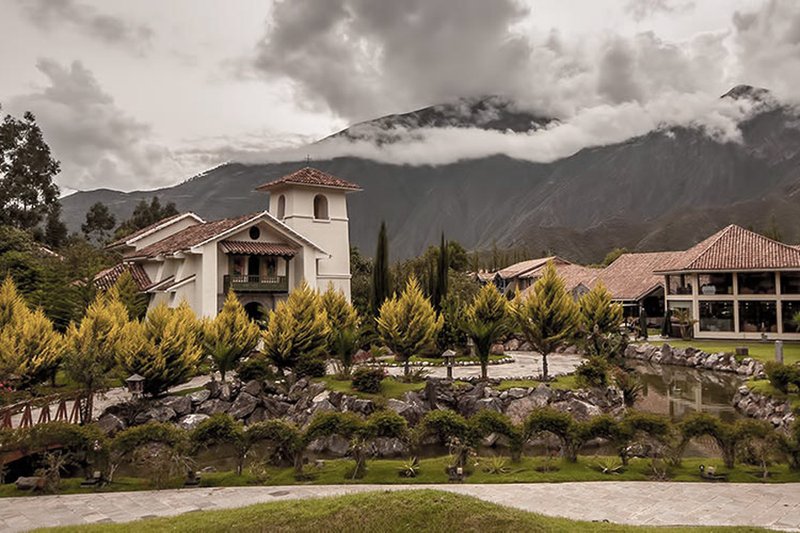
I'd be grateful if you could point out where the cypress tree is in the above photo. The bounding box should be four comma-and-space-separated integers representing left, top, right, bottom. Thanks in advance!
433, 232, 449, 311
371, 221, 391, 315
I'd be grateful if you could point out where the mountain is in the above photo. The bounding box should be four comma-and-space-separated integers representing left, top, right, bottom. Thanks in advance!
60, 87, 800, 263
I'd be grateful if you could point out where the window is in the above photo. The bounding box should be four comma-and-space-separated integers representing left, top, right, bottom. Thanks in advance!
781, 301, 800, 333
781, 272, 800, 294
698, 273, 733, 295
739, 301, 777, 333
249, 226, 261, 240
313, 194, 329, 220
699, 301, 734, 332
277, 194, 285, 219
737, 272, 775, 294
232, 256, 246, 276
667, 275, 693, 295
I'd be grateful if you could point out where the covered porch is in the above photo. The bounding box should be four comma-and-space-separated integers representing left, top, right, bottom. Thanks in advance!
220, 240, 297, 294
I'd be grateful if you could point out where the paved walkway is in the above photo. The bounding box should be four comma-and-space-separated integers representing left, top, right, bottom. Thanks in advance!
2, 482, 799, 531
385, 351, 583, 380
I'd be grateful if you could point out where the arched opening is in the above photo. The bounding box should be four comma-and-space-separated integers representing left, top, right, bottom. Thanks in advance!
276, 194, 286, 219
244, 301, 267, 323
313, 194, 329, 220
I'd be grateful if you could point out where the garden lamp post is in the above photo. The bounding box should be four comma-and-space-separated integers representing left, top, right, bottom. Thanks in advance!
442, 349, 456, 380
125, 374, 145, 399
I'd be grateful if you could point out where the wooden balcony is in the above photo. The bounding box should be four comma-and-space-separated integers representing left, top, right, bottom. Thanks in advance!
224, 275, 288, 293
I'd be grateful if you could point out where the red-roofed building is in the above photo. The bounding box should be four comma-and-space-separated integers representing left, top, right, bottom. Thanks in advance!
97, 167, 360, 319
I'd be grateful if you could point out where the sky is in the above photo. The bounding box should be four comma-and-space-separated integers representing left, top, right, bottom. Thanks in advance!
1, 0, 798, 193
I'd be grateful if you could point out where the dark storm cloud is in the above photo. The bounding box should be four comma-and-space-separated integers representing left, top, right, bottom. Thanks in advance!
8, 59, 173, 190
254, 0, 533, 121
19, 0, 153, 51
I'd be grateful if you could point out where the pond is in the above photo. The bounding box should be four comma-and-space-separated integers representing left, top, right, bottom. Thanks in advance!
630, 361, 744, 423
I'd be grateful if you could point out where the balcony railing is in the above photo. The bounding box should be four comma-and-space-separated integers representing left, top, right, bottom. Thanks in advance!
224, 275, 288, 293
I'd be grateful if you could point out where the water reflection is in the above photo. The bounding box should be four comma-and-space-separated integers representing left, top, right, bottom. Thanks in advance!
630, 361, 743, 423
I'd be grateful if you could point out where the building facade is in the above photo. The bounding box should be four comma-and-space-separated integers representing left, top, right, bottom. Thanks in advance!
97, 167, 361, 318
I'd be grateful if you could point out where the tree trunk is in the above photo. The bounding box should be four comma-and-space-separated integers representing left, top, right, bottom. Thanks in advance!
541, 353, 549, 381
481, 361, 488, 380
404, 359, 410, 377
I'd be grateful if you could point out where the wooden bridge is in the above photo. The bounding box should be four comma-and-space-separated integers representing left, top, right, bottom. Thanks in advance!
0, 394, 90, 430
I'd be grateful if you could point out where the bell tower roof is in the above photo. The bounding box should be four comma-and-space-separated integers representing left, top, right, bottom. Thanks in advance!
255, 166, 362, 192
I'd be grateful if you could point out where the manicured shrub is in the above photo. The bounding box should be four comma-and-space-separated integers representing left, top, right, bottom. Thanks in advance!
574, 356, 609, 388
764, 362, 798, 394
524, 408, 585, 462
294, 356, 327, 378
470, 410, 523, 461
414, 409, 472, 448
246, 419, 303, 468
236, 356, 274, 382
351, 366, 385, 393
364, 410, 409, 441
190, 414, 247, 474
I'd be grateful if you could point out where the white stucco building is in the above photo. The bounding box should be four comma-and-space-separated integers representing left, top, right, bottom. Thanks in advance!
96, 167, 361, 318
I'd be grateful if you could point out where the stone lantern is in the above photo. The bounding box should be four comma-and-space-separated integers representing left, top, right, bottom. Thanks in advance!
125, 374, 145, 399
442, 349, 457, 380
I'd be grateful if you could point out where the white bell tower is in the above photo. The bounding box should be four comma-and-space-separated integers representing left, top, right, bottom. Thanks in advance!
256, 167, 361, 298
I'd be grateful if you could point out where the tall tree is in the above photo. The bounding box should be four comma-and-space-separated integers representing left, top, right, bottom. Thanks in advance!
114, 197, 179, 239
462, 283, 509, 380
578, 282, 625, 358
432, 232, 449, 311
376, 276, 443, 376
321, 284, 360, 376
0, 107, 60, 230
512, 262, 579, 380
82, 202, 117, 243
202, 291, 260, 381
371, 221, 391, 315
42, 203, 68, 249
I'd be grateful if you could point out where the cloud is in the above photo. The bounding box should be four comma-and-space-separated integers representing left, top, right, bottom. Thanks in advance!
624, 0, 696, 22
254, 0, 533, 122
18, 0, 152, 52
7, 59, 175, 191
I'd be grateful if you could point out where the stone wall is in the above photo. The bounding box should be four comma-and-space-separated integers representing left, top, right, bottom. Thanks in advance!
732, 386, 796, 430
98, 377, 624, 457
624, 343, 766, 378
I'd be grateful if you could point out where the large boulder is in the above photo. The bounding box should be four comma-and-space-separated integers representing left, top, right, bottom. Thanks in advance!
242, 380, 263, 397
262, 396, 291, 418
306, 434, 350, 456
228, 392, 259, 419
551, 398, 602, 421
159, 396, 192, 417
134, 406, 176, 425
187, 389, 211, 405
15, 476, 45, 491
369, 437, 409, 457
197, 399, 231, 415
177, 413, 210, 430
96, 413, 126, 435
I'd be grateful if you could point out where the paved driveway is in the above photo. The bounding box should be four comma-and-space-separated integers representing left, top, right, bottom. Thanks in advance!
385, 351, 583, 379
2, 482, 798, 531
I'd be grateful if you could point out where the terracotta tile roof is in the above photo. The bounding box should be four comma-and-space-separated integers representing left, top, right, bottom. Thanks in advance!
93, 263, 152, 291
498, 256, 568, 280
519, 263, 599, 296
595, 251, 679, 301
255, 167, 362, 192
655, 224, 800, 272
219, 240, 298, 256
106, 213, 187, 248
125, 213, 255, 259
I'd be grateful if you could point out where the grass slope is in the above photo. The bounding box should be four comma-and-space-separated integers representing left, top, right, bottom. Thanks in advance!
36, 489, 770, 533
649, 339, 800, 365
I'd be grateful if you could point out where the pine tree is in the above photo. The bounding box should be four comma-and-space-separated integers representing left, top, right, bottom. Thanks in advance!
0, 107, 61, 230
321, 284, 360, 375
511, 262, 579, 380
371, 221, 391, 315
261, 281, 330, 375
462, 283, 508, 380
432, 232, 449, 311
578, 282, 624, 358
63, 289, 131, 420
118, 302, 202, 396
203, 291, 260, 381
376, 276, 443, 376
113, 270, 149, 320
43, 205, 68, 249
0, 277, 62, 388
82, 202, 117, 243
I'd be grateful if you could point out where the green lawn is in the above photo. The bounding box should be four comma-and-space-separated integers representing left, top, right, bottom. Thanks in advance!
316, 376, 426, 400
34, 489, 771, 533
643, 339, 800, 365
6, 455, 799, 499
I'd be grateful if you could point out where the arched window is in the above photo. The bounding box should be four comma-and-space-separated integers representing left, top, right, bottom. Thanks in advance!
313, 194, 329, 220
276, 194, 286, 219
